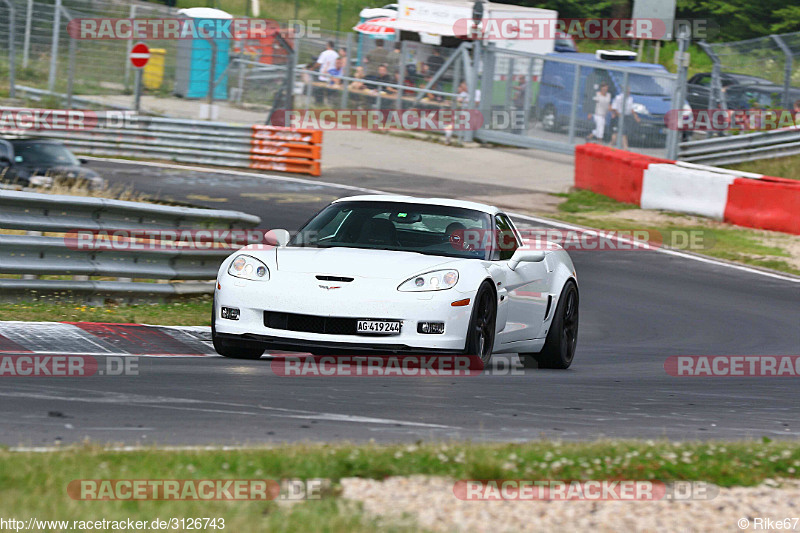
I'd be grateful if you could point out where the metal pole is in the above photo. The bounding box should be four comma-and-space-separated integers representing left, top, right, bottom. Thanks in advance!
208, 40, 217, 109
395, 40, 407, 111
522, 58, 533, 132
134, 68, 142, 112
504, 58, 514, 120
66, 33, 76, 108
340, 32, 352, 109
22, 0, 32, 68
667, 28, 689, 159
770, 35, 793, 110
124, 4, 136, 89
336, 0, 342, 40
236, 57, 245, 104
567, 64, 580, 144
2, 0, 16, 98
283, 33, 295, 112
47, 0, 61, 92
466, 40, 481, 142
616, 71, 628, 149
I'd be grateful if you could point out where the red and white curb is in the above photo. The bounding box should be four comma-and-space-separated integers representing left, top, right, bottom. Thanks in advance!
0, 322, 217, 357
575, 144, 800, 235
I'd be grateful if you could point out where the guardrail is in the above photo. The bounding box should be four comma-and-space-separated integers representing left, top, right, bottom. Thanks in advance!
0, 189, 261, 302
679, 127, 800, 165
10, 116, 323, 177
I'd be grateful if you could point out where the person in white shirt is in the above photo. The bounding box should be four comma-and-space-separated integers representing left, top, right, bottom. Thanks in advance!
313, 41, 339, 83
610, 88, 640, 150
587, 82, 611, 142
456, 81, 481, 107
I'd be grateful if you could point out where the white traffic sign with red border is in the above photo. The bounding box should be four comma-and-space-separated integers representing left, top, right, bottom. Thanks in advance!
129, 42, 150, 68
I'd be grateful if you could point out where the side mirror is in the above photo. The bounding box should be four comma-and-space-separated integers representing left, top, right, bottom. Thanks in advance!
78, 158, 89, 165
508, 249, 546, 271
264, 229, 291, 247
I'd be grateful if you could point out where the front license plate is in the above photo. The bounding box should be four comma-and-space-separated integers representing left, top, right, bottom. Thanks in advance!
356, 320, 402, 335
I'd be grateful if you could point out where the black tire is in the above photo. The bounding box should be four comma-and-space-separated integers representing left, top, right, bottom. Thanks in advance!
522, 280, 578, 369
463, 282, 497, 366
211, 299, 265, 359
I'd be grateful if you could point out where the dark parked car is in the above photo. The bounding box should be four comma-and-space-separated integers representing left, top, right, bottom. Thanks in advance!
0, 138, 105, 189
686, 72, 796, 111
725, 84, 800, 111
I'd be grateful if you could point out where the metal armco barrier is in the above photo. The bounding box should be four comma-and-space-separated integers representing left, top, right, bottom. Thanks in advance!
0, 189, 261, 302
679, 127, 800, 166
14, 116, 323, 177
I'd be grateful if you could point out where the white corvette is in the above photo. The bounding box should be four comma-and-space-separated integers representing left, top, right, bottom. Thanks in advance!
212, 195, 579, 368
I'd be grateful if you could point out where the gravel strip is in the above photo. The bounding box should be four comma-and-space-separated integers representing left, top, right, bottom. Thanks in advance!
341, 476, 800, 532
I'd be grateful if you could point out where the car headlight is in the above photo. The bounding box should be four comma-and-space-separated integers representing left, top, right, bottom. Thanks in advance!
28, 175, 53, 187
631, 103, 649, 115
227, 254, 270, 281
398, 269, 458, 292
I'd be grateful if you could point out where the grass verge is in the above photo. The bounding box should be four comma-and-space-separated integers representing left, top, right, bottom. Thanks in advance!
545, 190, 800, 276
0, 297, 212, 326
1, 440, 798, 531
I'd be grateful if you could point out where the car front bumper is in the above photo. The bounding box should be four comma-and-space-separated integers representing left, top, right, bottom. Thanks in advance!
213, 273, 479, 353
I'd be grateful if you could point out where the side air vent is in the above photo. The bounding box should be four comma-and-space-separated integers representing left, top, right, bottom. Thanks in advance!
316, 275, 354, 282
544, 295, 553, 319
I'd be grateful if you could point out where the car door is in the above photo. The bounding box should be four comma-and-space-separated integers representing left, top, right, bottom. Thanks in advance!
686, 74, 711, 111
488, 214, 550, 345
0, 141, 15, 180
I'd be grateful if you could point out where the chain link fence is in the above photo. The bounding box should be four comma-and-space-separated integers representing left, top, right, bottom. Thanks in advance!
1, 1, 684, 157
476, 46, 682, 157
699, 31, 800, 111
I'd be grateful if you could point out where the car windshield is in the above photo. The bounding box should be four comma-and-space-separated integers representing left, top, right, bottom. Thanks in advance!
290, 201, 494, 260
625, 73, 671, 96
10, 141, 79, 166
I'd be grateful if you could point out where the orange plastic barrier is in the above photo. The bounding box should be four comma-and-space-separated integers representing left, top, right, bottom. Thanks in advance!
250, 125, 322, 176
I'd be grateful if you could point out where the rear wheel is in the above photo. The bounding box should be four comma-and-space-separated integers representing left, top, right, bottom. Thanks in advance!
521, 280, 578, 369
463, 282, 497, 366
211, 299, 265, 359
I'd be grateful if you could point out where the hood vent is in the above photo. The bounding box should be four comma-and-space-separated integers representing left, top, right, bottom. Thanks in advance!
315, 275, 354, 283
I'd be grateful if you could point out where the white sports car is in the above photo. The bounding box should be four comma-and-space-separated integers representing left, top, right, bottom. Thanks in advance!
212, 195, 579, 368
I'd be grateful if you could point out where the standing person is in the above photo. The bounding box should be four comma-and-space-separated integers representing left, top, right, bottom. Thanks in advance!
587, 82, 611, 142
312, 41, 339, 83
425, 48, 445, 101
365, 39, 389, 77
387, 42, 402, 81
793, 99, 800, 126
328, 57, 345, 87
610, 88, 640, 149
364, 64, 395, 94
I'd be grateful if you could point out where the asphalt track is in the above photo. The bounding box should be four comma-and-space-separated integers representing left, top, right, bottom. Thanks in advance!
0, 159, 798, 447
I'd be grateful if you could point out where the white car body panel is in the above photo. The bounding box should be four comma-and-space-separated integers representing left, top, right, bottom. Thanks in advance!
213, 195, 576, 355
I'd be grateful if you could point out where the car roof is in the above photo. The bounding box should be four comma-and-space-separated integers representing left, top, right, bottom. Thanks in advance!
333, 195, 502, 215
548, 52, 667, 71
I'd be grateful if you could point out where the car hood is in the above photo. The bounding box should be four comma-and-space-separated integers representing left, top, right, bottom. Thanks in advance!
275, 247, 458, 280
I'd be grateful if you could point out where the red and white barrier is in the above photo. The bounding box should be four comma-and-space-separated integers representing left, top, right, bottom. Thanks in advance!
575, 144, 800, 235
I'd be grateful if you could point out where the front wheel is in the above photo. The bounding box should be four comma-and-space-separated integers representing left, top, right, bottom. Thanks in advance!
211, 299, 265, 359
521, 280, 578, 369
463, 282, 497, 366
